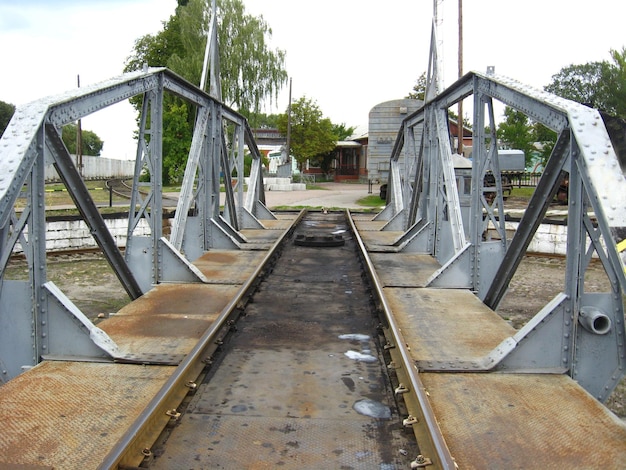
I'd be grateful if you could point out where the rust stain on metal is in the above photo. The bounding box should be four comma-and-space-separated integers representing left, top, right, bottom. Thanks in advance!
0, 361, 173, 469
193, 250, 265, 280
115, 284, 239, 317
385, 287, 515, 361
371, 253, 441, 287
99, 284, 239, 355
421, 372, 626, 468
103, 313, 213, 339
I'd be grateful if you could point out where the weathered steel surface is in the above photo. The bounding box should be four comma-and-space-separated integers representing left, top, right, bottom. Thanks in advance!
385, 287, 515, 363
351, 219, 417, 251
101, 284, 238, 357
150, 212, 421, 468
370, 252, 440, 287
351, 218, 388, 230
0, 361, 173, 468
359, 230, 406, 251
192, 250, 268, 283
421, 372, 626, 469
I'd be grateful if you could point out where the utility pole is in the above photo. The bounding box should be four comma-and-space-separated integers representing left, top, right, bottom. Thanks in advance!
76, 74, 83, 176
286, 77, 292, 168
457, 0, 464, 155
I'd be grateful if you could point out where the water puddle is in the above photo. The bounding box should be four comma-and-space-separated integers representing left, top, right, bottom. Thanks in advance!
344, 350, 378, 362
338, 334, 370, 342
353, 398, 391, 419
340, 333, 377, 362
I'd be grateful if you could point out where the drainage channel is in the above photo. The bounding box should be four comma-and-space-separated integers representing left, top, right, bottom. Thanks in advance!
149, 211, 420, 469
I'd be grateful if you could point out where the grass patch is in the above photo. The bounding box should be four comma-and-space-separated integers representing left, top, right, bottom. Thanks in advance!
509, 187, 535, 199
356, 195, 385, 208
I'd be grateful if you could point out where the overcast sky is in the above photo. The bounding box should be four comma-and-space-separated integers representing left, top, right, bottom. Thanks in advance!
1, 0, 624, 159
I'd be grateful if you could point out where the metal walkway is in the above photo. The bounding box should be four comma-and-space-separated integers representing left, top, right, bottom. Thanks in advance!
0, 211, 624, 469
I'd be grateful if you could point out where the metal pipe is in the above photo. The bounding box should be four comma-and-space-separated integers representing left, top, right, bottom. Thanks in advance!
348, 211, 456, 470
579, 306, 612, 335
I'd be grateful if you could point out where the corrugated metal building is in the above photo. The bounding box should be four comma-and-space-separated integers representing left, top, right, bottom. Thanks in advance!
367, 98, 423, 183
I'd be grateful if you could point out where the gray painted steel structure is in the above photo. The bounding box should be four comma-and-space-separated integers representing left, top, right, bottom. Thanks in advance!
0, 68, 273, 382
0, 48, 624, 402
377, 70, 626, 401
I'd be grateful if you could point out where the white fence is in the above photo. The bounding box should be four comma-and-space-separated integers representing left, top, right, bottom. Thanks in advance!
46, 155, 135, 181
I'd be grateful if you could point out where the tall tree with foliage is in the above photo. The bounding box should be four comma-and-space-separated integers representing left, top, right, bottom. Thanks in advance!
61, 124, 104, 156
126, 0, 287, 114
0, 100, 16, 138
496, 107, 535, 166
604, 47, 626, 118
531, 122, 557, 168
545, 47, 626, 119
407, 72, 427, 101
276, 97, 337, 170
545, 61, 612, 110
125, 0, 287, 184
332, 123, 357, 141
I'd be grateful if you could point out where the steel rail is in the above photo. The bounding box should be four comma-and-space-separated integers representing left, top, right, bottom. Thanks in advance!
347, 210, 456, 469
98, 210, 306, 469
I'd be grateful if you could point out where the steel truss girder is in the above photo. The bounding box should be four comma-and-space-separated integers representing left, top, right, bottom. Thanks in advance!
379, 71, 626, 401
0, 68, 270, 381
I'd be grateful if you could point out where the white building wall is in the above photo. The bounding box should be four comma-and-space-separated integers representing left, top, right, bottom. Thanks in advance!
12, 217, 150, 254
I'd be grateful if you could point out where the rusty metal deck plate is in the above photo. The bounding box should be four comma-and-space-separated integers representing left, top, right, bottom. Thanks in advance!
192, 250, 268, 283
256, 217, 297, 229
351, 218, 387, 230
370, 252, 441, 287
421, 372, 626, 468
101, 283, 238, 357
352, 219, 406, 251
0, 361, 173, 469
239, 215, 298, 247
360, 230, 407, 251
385, 287, 515, 364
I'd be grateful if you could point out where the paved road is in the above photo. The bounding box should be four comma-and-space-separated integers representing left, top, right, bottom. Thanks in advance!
261, 182, 381, 209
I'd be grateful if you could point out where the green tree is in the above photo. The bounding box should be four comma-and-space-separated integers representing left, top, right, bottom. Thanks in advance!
126, 0, 287, 115
247, 111, 281, 129
0, 100, 16, 137
531, 122, 557, 168
125, 0, 287, 184
545, 61, 612, 109
162, 102, 193, 183
61, 123, 104, 156
545, 48, 626, 119
332, 123, 356, 141
276, 97, 337, 169
496, 107, 535, 166
605, 47, 626, 118
407, 72, 427, 101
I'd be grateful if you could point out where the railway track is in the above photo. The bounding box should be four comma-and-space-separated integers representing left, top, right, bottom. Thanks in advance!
97, 210, 441, 469
106, 178, 179, 207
